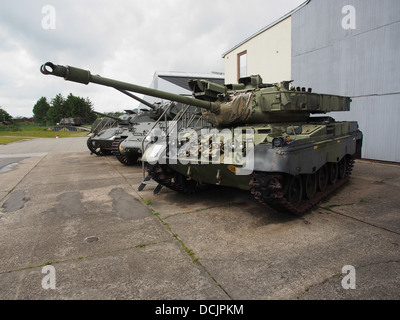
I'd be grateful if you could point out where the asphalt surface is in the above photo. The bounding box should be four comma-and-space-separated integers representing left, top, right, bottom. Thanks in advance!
0, 137, 399, 301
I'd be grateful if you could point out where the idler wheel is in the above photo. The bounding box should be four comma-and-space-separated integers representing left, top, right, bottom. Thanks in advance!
287, 175, 303, 206
318, 165, 329, 191
87, 137, 102, 156
328, 162, 338, 185
304, 173, 317, 200
338, 157, 347, 179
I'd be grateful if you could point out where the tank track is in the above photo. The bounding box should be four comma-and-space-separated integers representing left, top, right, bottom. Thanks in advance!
249, 157, 355, 216
146, 163, 206, 195
87, 137, 110, 156
145, 157, 355, 216
112, 138, 138, 166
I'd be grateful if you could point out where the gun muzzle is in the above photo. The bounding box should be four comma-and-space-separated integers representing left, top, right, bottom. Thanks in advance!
40, 62, 91, 85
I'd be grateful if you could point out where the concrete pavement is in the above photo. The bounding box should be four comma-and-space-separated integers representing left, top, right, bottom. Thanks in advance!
0, 137, 399, 300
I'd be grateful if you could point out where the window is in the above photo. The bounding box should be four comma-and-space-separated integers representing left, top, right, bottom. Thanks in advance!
237, 50, 247, 80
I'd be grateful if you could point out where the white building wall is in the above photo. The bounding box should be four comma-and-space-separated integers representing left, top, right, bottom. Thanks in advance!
223, 17, 292, 85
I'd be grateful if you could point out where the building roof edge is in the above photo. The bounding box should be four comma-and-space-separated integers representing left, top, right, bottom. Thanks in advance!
221, 0, 311, 58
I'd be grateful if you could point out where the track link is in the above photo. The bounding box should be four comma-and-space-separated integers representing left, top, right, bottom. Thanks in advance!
146, 163, 206, 195
87, 137, 107, 156
250, 158, 355, 215
112, 138, 138, 165
145, 157, 355, 216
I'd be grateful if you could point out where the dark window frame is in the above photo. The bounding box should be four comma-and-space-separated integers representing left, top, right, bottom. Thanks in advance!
237, 50, 247, 81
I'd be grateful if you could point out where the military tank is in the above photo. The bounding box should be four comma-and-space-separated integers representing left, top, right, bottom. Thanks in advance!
40, 62, 363, 215
87, 90, 162, 164
109, 108, 156, 165
116, 101, 211, 166
87, 110, 137, 156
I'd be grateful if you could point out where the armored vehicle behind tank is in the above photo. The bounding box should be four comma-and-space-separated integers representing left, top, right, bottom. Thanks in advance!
41, 62, 363, 215
115, 101, 212, 165
87, 110, 138, 156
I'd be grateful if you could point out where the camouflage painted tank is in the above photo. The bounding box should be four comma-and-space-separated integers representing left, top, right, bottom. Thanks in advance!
41, 62, 363, 215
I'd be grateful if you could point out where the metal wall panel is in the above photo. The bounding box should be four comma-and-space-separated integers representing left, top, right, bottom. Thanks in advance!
330, 95, 400, 162
291, 0, 400, 162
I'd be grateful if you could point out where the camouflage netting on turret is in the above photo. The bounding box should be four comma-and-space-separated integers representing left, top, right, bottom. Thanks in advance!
201, 92, 253, 127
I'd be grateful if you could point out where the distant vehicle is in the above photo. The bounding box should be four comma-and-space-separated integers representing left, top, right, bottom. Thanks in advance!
60, 117, 82, 126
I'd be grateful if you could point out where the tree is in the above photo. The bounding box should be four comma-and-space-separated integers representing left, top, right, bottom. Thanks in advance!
0, 107, 12, 122
40, 93, 96, 125
32, 93, 96, 125
46, 94, 65, 125
64, 94, 96, 123
83, 97, 96, 123
32, 97, 50, 125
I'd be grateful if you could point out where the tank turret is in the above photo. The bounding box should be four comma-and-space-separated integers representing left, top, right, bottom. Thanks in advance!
40, 62, 350, 127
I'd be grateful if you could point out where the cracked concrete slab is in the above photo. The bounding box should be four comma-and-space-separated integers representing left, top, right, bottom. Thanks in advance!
0, 241, 227, 300
0, 138, 399, 301
1, 190, 28, 213
321, 161, 400, 233
299, 260, 400, 300
163, 205, 400, 299
109, 187, 153, 221
0, 157, 27, 173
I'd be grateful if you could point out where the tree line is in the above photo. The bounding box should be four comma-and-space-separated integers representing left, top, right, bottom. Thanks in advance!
0, 107, 12, 123
33, 93, 97, 125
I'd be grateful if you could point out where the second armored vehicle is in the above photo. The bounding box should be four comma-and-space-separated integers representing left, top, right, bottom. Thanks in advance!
87, 110, 137, 156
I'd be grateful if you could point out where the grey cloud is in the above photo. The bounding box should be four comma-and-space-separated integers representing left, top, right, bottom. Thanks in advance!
0, 0, 305, 117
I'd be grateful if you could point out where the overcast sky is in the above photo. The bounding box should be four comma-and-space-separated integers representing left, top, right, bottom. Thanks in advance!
0, 0, 305, 117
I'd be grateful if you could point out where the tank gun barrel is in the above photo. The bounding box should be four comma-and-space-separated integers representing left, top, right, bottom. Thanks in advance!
41, 62, 352, 127
40, 62, 213, 110
93, 111, 123, 122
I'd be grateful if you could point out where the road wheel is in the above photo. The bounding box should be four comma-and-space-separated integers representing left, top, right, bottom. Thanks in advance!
318, 165, 328, 191
338, 157, 347, 179
287, 175, 303, 206
304, 173, 317, 200
328, 162, 338, 185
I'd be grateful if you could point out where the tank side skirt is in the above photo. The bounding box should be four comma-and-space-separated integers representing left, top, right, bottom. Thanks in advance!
254, 133, 361, 175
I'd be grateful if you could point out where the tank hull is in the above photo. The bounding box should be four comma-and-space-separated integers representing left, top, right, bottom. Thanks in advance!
113, 121, 158, 165
143, 119, 362, 215
87, 127, 127, 155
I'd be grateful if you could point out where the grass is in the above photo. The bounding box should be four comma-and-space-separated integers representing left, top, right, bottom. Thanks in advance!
0, 136, 30, 145
0, 123, 88, 144
0, 130, 87, 139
